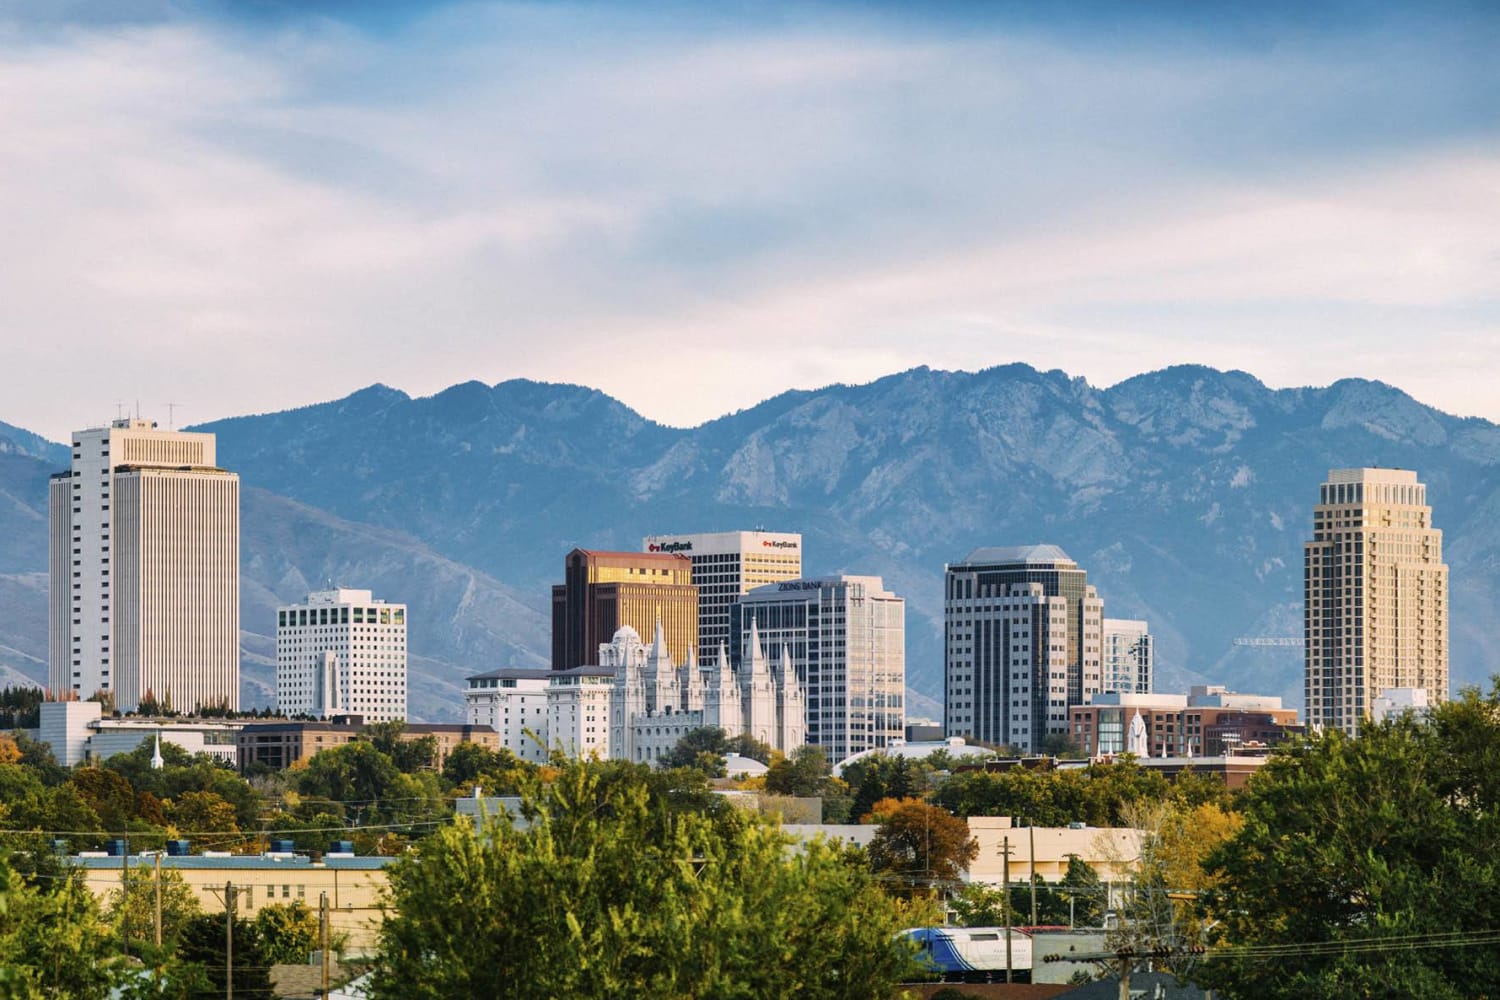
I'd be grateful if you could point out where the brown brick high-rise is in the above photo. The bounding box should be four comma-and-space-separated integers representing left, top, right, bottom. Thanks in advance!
551, 549, 698, 670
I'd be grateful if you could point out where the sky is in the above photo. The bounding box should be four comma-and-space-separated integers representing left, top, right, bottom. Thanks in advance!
1, 0, 1497, 440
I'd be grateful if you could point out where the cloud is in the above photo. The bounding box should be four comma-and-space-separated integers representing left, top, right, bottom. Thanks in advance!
0, 2, 1496, 438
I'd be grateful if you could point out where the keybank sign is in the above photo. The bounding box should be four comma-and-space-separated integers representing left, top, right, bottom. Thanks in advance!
762, 540, 799, 549
648, 541, 693, 553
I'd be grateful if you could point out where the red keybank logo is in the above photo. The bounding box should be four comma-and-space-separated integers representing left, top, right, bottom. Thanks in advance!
648, 541, 693, 553
762, 540, 798, 549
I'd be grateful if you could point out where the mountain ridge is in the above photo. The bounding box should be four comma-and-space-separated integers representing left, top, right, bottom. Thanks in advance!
2, 362, 1497, 721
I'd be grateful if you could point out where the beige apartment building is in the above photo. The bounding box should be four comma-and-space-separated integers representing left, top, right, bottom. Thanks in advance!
1305, 467, 1448, 736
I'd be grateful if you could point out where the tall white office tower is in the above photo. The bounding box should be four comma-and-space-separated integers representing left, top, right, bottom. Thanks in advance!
50, 418, 239, 713
944, 546, 1104, 754
1101, 619, 1153, 694
736, 575, 905, 764
276, 590, 408, 722
1305, 468, 1448, 736
642, 530, 802, 657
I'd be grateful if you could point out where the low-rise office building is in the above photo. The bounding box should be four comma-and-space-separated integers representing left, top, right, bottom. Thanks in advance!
38, 701, 242, 766
1068, 685, 1300, 758
236, 720, 498, 772
71, 853, 390, 953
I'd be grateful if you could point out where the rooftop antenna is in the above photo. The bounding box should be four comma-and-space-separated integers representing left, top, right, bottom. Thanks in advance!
165, 403, 182, 429
115, 401, 126, 421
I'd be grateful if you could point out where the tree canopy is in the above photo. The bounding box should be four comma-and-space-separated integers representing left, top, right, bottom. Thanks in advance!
1198, 686, 1500, 1000
369, 757, 920, 999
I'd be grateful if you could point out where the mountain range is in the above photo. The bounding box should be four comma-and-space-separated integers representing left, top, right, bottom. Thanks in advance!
3, 364, 1499, 723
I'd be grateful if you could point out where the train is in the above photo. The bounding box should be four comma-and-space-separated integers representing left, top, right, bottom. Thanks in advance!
900, 926, 1043, 983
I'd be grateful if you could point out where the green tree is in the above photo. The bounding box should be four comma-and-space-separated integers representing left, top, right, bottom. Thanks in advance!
107, 864, 203, 959
0, 855, 119, 999
167, 790, 240, 849
70, 766, 140, 832
253, 901, 324, 965
173, 911, 274, 999
440, 742, 531, 795
764, 745, 831, 797
364, 721, 436, 774
1199, 692, 1500, 1000
368, 758, 919, 999
846, 754, 926, 822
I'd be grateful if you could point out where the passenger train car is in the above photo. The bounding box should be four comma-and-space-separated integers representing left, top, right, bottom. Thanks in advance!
900, 926, 1037, 982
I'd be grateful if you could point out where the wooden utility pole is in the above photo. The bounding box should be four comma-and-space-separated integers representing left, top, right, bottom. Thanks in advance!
225, 882, 235, 1000
320, 891, 331, 997
1029, 825, 1038, 926
121, 839, 130, 959
154, 852, 163, 949
1000, 835, 1014, 983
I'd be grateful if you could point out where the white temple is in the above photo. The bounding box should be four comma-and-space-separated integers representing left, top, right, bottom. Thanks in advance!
608, 617, 806, 765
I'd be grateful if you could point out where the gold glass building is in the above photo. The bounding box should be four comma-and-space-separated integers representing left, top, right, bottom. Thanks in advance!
551, 549, 698, 670
1305, 467, 1448, 736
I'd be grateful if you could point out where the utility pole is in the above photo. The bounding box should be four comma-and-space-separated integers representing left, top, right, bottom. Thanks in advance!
1000, 835, 1014, 983
154, 852, 163, 949
121, 838, 130, 959
1029, 825, 1038, 926
320, 891, 331, 997
225, 882, 235, 1000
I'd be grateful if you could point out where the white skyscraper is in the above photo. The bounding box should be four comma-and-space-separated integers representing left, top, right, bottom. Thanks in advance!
50, 418, 239, 713
1101, 619, 1153, 694
737, 575, 905, 764
276, 589, 408, 722
641, 530, 802, 656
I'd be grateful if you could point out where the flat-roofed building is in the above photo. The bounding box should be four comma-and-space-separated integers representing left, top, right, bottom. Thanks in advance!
71, 853, 390, 953
735, 575, 905, 763
546, 666, 614, 758
641, 530, 802, 656
944, 545, 1104, 754
1101, 618, 1153, 694
551, 549, 697, 670
277, 589, 408, 722
50, 418, 239, 713
1069, 686, 1300, 758
236, 720, 497, 772
464, 668, 552, 763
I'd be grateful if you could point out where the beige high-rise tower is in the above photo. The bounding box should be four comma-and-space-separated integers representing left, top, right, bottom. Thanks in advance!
1305, 468, 1447, 736
50, 418, 240, 713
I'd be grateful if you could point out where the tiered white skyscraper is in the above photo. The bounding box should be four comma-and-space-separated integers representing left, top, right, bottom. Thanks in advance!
49, 418, 240, 713
276, 589, 408, 722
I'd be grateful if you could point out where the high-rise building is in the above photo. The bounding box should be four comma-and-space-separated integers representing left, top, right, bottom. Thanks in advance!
641, 530, 802, 655
1305, 467, 1448, 736
944, 545, 1103, 754
735, 575, 905, 764
276, 589, 408, 722
1101, 618, 1153, 694
50, 418, 239, 713
550, 549, 698, 670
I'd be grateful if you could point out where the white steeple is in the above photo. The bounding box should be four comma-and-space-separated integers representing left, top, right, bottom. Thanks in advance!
150, 732, 164, 770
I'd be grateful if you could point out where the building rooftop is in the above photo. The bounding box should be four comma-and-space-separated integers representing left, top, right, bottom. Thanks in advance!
956, 544, 1076, 567
69, 855, 392, 871
465, 668, 556, 683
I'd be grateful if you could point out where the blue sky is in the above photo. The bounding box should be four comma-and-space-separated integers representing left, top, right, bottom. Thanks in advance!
1, 1, 1497, 438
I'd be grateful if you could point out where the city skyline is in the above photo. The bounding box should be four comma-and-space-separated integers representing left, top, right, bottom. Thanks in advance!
1, 2, 1497, 439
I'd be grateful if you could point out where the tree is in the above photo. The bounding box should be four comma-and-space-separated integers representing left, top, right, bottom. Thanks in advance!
167, 790, 240, 849
764, 745, 831, 797
174, 911, 273, 999
440, 741, 531, 795
865, 798, 978, 897
70, 766, 140, 832
1198, 692, 1500, 1000
107, 864, 203, 959
846, 755, 926, 823
254, 901, 324, 965
368, 758, 919, 999
0, 855, 120, 999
